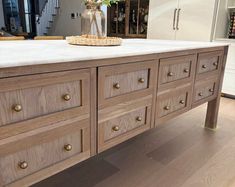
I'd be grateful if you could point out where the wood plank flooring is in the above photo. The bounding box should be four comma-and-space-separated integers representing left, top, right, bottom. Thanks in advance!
33, 97, 235, 187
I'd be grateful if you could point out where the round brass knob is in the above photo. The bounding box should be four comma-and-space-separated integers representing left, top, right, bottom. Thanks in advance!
136, 116, 142, 122
113, 83, 120, 89
198, 92, 203, 97
179, 100, 185, 104
139, 78, 145, 83
168, 72, 174, 77
63, 94, 71, 101
202, 65, 207, 69
184, 69, 189, 73
112, 126, 120, 132
13, 104, 22, 112
64, 144, 72, 151
19, 161, 28, 169
213, 62, 218, 66
209, 89, 214, 93
164, 106, 170, 110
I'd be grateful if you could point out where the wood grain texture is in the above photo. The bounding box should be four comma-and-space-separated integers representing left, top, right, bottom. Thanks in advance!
104, 69, 148, 99
0, 69, 90, 127
0, 119, 90, 186
158, 54, 197, 91
196, 50, 223, 80
156, 84, 192, 125
205, 47, 229, 129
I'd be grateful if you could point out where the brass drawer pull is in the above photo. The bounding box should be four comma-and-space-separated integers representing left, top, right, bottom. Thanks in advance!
136, 116, 142, 122
112, 126, 120, 132
213, 62, 218, 66
63, 94, 71, 101
179, 100, 185, 104
139, 78, 145, 83
168, 72, 174, 77
184, 69, 189, 73
209, 88, 214, 93
164, 106, 170, 111
13, 104, 22, 112
202, 65, 207, 69
64, 144, 72, 151
19, 161, 28, 169
113, 83, 120, 89
198, 92, 203, 97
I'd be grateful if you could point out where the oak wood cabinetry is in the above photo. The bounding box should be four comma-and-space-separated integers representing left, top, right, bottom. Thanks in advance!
0, 44, 228, 186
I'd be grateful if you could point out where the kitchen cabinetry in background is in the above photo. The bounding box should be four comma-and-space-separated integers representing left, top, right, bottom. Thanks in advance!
147, 0, 217, 41
107, 0, 149, 38
214, 0, 235, 96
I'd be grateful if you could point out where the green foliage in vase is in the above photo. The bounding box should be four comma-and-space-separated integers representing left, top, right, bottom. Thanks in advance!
85, 0, 120, 7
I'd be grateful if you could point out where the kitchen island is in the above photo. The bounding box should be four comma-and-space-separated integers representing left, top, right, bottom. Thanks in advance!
0, 39, 228, 186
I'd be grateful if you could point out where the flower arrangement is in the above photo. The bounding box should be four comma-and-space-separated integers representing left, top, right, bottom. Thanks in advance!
84, 0, 119, 7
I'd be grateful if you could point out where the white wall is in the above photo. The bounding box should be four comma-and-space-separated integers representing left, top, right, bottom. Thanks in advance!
0, 0, 5, 28
49, 0, 85, 36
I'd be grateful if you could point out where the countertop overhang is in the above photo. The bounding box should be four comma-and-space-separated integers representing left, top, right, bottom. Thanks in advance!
0, 39, 229, 69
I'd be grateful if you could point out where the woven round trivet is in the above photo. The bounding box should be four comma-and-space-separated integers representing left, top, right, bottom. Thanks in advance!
66, 35, 122, 46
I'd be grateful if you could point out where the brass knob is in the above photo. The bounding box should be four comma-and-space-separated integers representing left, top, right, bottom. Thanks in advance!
209, 88, 214, 93
113, 83, 120, 89
64, 144, 72, 151
139, 78, 145, 83
19, 161, 28, 169
213, 62, 218, 66
184, 69, 189, 73
179, 100, 185, 104
168, 72, 174, 77
202, 65, 207, 69
13, 104, 22, 112
198, 92, 203, 97
136, 116, 142, 122
112, 126, 120, 131
63, 94, 71, 101
164, 106, 170, 110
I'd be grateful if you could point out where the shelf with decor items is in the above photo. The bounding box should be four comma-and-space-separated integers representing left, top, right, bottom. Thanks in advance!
107, 0, 149, 38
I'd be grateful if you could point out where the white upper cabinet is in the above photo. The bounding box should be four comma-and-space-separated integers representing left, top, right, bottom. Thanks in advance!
147, 0, 217, 41
176, 0, 216, 41
147, 0, 179, 40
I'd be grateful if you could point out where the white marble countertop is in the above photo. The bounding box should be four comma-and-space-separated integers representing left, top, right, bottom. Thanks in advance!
0, 39, 229, 68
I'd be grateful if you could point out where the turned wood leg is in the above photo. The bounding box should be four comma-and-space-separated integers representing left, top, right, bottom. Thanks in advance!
205, 96, 221, 129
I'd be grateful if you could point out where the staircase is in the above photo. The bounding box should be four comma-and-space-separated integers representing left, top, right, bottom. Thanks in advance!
36, 0, 60, 36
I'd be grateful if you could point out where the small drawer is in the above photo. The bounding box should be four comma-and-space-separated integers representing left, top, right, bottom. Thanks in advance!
156, 86, 191, 119
193, 79, 218, 104
98, 61, 156, 104
98, 106, 151, 152
0, 69, 90, 127
0, 119, 90, 186
104, 69, 148, 98
158, 55, 196, 88
197, 51, 223, 77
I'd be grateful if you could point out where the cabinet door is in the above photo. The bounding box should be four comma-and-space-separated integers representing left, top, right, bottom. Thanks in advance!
147, 0, 178, 40
176, 0, 216, 41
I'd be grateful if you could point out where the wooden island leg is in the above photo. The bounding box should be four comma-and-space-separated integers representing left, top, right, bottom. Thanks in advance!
205, 46, 229, 130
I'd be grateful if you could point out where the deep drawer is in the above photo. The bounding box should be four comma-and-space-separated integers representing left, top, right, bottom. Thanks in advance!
0, 118, 90, 186
0, 69, 90, 127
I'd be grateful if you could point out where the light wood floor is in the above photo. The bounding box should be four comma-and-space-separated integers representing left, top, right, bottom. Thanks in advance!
33, 97, 235, 187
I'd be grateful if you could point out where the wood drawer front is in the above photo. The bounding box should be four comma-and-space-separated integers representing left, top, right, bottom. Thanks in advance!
0, 69, 90, 127
158, 55, 196, 89
98, 61, 156, 105
0, 119, 90, 186
104, 69, 148, 98
197, 51, 223, 77
193, 79, 218, 104
156, 86, 191, 119
98, 106, 151, 152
